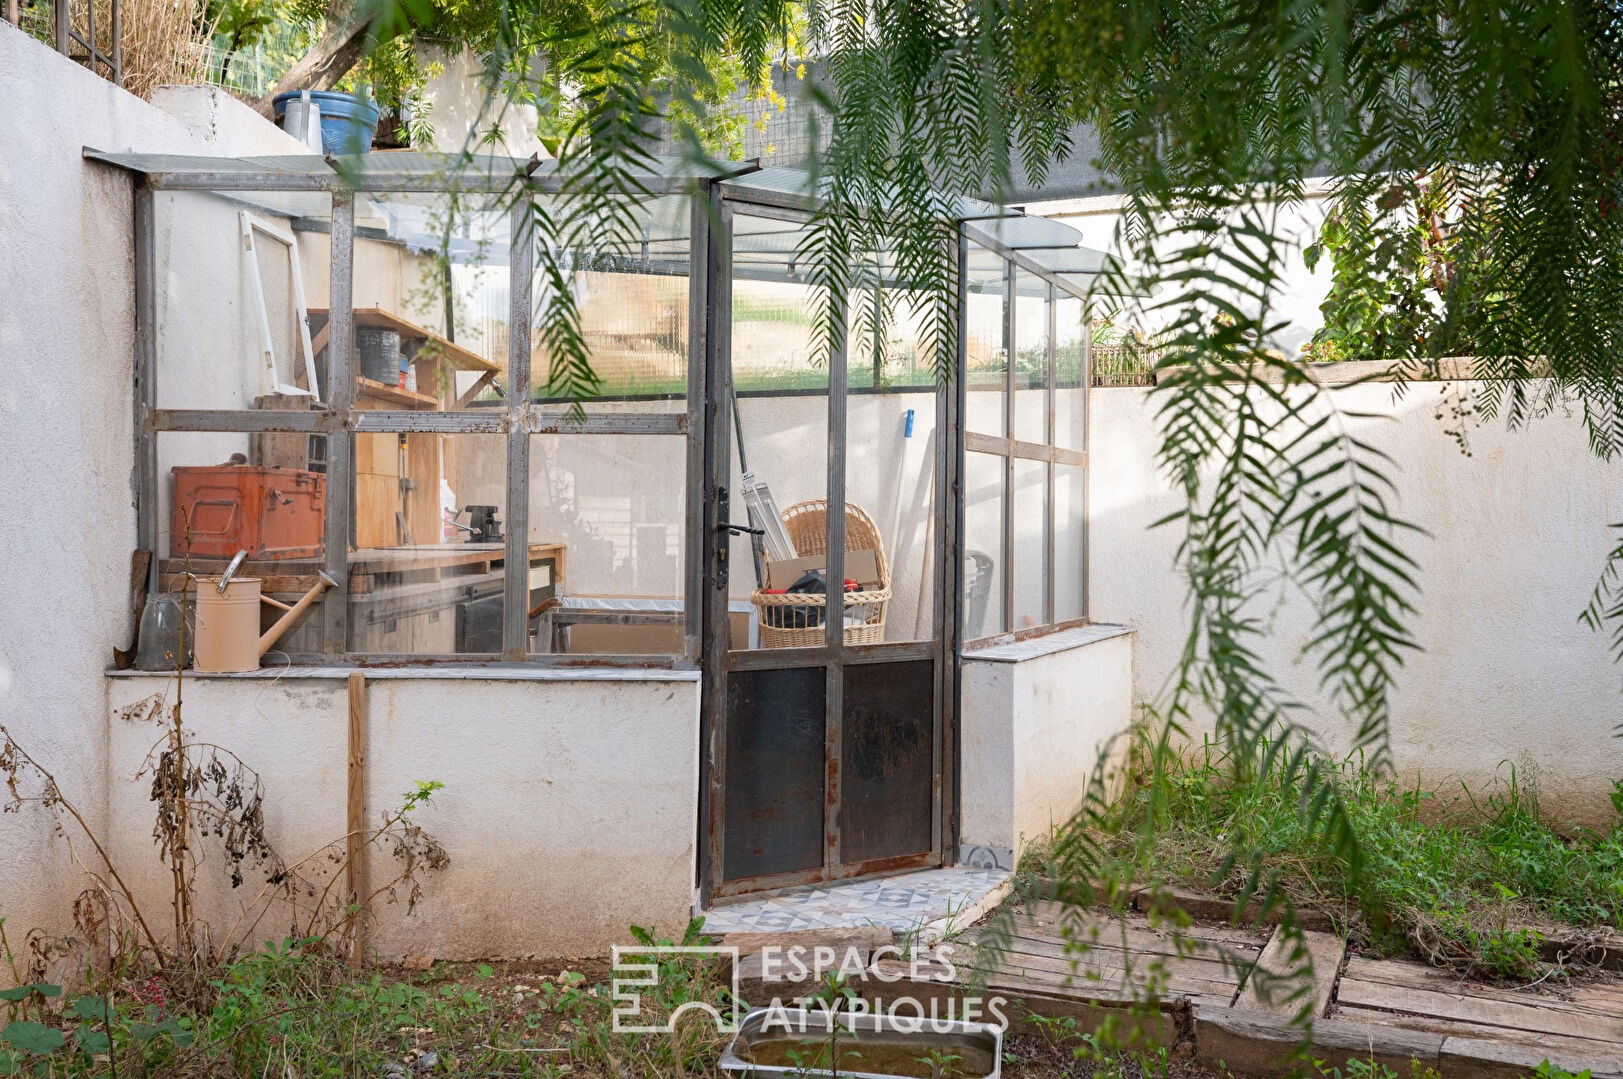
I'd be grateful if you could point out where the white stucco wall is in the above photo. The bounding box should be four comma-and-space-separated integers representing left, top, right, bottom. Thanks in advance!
961, 626, 1136, 860
0, 25, 310, 952
1089, 379, 1623, 825
1031, 189, 1334, 355
104, 671, 700, 959
419, 47, 550, 159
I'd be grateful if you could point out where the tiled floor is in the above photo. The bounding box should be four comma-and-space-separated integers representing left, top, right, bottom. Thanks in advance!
699, 866, 1011, 936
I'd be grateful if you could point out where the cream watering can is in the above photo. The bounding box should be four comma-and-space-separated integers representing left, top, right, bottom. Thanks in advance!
194, 551, 339, 672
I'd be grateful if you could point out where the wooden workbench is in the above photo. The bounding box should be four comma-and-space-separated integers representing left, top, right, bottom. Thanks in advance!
161, 542, 565, 595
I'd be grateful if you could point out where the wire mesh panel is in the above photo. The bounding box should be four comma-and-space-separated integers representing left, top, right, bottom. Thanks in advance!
723, 666, 828, 882
839, 660, 935, 865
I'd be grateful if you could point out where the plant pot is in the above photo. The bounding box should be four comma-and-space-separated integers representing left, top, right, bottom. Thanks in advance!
272, 90, 381, 155
720, 1008, 1002, 1079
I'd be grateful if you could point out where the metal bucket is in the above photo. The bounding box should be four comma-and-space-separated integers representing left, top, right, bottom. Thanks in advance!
356, 325, 402, 384
195, 577, 263, 673
720, 1008, 1002, 1079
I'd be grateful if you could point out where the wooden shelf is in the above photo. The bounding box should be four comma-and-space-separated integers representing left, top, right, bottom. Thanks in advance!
309, 307, 501, 373
356, 377, 439, 409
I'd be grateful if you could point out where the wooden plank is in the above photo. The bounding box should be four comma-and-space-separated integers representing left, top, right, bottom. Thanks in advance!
357, 377, 439, 410
1002, 911, 1271, 953
160, 544, 565, 587
162, 571, 321, 593
355, 431, 400, 477
1440, 1033, 1623, 1079
960, 932, 1251, 987
1344, 955, 1623, 1019
1336, 976, 1623, 1043
404, 433, 440, 544
1194, 1005, 1443, 1077
854, 972, 1182, 1048
1335, 1005, 1623, 1059
310, 307, 500, 373
996, 919, 1268, 960
346, 672, 366, 969
953, 948, 1242, 1005
1234, 925, 1344, 1019
355, 473, 399, 548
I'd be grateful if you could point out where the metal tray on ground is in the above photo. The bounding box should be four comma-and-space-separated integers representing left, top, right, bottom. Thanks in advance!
719, 1007, 1002, 1079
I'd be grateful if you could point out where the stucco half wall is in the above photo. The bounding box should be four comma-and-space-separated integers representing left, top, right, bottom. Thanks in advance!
960, 626, 1136, 863
105, 671, 700, 959
1088, 379, 1623, 826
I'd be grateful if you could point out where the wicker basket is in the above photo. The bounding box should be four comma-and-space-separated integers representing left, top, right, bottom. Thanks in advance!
751, 500, 892, 648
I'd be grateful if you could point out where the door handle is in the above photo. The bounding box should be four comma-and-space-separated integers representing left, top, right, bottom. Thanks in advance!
717, 521, 765, 536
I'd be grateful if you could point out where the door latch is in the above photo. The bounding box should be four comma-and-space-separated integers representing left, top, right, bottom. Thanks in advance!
717, 521, 765, 536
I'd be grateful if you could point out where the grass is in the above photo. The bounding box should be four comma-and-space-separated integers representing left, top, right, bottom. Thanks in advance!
4, 921, 1599, 1077
0, 922, 738, 1077
1094, 735, 1623, 979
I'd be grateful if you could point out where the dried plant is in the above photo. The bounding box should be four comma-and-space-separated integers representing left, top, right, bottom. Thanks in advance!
114, 0, 215, 100
23, 0, 218, 100
0, 691, 448, 998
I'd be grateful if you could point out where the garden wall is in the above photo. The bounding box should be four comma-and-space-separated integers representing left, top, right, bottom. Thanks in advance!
103, 671, 701, 960
1088, 376, 1623, 825
0, 24, 312, 957
961, 625, 1136, 863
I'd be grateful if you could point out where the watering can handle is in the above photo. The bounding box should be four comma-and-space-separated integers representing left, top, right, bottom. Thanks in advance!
256, 570, 341, 658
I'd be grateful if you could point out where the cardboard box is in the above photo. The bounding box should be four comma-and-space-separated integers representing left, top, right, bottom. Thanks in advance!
562, 610, 752, 654
765, 548, 882, 590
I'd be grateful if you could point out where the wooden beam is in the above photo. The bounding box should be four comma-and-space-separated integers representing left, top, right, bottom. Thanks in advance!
346, 672, 366, 968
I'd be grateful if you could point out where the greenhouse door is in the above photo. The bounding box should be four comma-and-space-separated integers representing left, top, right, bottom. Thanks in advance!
696, 193, 960, 901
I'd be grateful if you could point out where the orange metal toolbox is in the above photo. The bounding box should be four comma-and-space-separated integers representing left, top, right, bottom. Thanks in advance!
170, 465, 325, 560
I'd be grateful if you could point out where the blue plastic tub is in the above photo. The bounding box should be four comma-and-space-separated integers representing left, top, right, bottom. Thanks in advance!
272, 90, 380, 155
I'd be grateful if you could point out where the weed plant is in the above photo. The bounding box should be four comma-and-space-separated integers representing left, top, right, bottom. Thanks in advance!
1098, 734, 1623, 979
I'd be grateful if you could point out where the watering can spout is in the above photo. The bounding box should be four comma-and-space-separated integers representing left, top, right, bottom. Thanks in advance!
257, 571, 339, 658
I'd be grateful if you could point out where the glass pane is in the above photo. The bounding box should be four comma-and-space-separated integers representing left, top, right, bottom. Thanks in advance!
1055, 464, 1086, 623
1013, 458, 1049, 630
849, 285, 938, 391
535, 194, 691, 402
1012, 271, 1050, 444
529, 433, 685, 656
840, 660, 934, 864
157, 430, 329, 664
347, 194, 510, 413
1055, 294, 1086, 451
349, 432, 507, 654
155, 189, 332, 412
963, 451, 1005, 639
845, 292, 938, 646
731, 213, 831, 651
964, 245, 1008, 436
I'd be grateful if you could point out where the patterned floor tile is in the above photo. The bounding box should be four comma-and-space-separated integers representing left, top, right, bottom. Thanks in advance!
699, 865, 1011, 936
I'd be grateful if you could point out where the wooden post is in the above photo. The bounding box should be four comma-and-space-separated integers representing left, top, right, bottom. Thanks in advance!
346, 672, 366, 968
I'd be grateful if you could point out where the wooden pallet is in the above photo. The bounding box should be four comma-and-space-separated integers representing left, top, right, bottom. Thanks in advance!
938, 902, 1623, 1076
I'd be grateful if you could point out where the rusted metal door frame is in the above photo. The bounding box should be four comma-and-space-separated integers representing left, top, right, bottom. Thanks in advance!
697, 191, 963, 904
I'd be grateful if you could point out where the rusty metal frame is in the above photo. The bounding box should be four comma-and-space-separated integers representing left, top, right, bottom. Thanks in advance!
127, 162, 1088, 901
703, 191, 953, 902
132, 176, 706, 669
959, 233, 1092, 653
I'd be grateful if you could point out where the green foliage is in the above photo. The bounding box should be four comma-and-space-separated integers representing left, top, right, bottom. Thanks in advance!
1303, 168, 1511, 365
373, 0, 1623, 1056
1106, 737, 1623, 979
